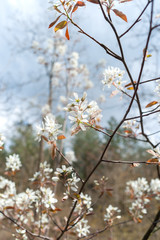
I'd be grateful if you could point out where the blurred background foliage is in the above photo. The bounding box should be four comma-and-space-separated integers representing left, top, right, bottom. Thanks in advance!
0, 117, 159, 239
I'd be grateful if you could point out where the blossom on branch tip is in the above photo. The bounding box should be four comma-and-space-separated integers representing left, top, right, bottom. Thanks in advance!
104, 205, 121, 224
74, 218, 90, 238
102, 66, 125, 91
65, 92, 102, 135
36, 114, 62, 142
6, 154, 22, 172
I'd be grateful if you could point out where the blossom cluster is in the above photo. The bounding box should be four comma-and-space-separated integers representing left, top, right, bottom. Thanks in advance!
126, 177, 160, 221
36, 114, 62, 142
147, 147, 160, 162
73, 192, 93, 237
65, 92, 102, 135
104, 205, 121, 224
52, 165, 80, 193
102, 66, 125, 91
123, 120, 139, 136
6, 154, 22, 172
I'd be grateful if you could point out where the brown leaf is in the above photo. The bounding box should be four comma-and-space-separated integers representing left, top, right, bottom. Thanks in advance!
120, 0, 132, 3
65, 25, 70, 40
147, 158, 159, 163
4, 171, 16, 176
72, 5, 78, 13
87, 0, 99, 4
145, 101, 158, 108
76, 1, 85, 6
57, 135, 66, 140
112, 9, 128, 22
48, 15, 62, 29
124, 130, 133, 134
125, 81, 137, 88
51, 142, 57, 160
0, 146, 4, 150
54, 21, 67, 32
4, 206, 15, 210
50, 208, 62, 213
127, 86, 134, 90
54, 6, 62, 13
42, 135, 48, 142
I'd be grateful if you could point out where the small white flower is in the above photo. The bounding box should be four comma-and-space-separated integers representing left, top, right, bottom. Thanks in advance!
102, 66, 125, 89
0, 134, 5, 151
104, 205, 121, 223
6, 154, 22, 172
75, 218, 90, 237
37, 56, 46, 65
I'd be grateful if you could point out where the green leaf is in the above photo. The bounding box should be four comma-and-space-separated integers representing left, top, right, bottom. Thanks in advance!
54, 21, 67, 32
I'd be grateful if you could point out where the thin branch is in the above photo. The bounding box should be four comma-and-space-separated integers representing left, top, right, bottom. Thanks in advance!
119, 2, 150, 38
142, 209, 160, 240
139, 77, 160, 85
0, 211, 52, 240
102, 159, 160, 165
125, 109, 160, 121
56, 147, 84, 183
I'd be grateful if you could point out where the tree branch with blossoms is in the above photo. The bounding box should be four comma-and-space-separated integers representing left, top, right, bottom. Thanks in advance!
1, 0, 160, 239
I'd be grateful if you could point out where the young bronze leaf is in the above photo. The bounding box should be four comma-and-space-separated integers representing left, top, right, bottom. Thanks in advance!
72, 5, 78, 13
112, 9, 128, 22
50, 208, 62, 213
57, 135, 66, 140
54, 6, 62, 13
120, 0, 132, 3
147, 158, 159, 163
48, 15, 62, 29
125, 81, 137, 88
65, 24, 70, 40
54, 21, 67, 32
127, 86, 134, 90
76, 1, 86, 6
145, 101, 158, 108
87, 0, 99, 4
124, 130, 133, 134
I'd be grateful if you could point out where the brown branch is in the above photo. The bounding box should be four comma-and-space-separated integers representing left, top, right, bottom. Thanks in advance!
139, 77, 160, 85
142, 209, 160, 240
56, 147, 84, 183
102, 159, 160, 165
125, 109, 160, 121
0, 211, 52, 240
119, 1, 150, 38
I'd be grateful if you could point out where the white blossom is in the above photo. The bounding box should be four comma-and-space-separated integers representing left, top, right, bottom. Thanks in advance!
52, 62, 62, 73
150, 179, 160, 200
6, 154, 22, 172
40, 187, 58, 210
32, 40, 39, 50
37, 56, 46, 65
41, 104, 51, 116
65, 150, 77, 163
0, 134, 5, 151
67, 173, 80, 191
104, 205, 121, 223
102, 66, 125, 89
65, 92, 102, 135
75, 219, 90, 238
36, 114, 62, 142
